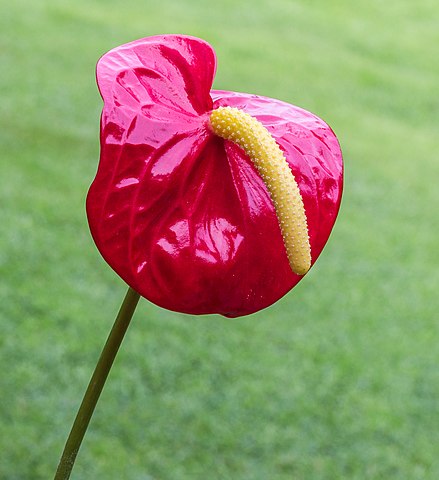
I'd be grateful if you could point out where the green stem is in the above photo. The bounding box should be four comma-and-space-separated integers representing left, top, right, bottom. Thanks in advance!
54, 287, 140, 480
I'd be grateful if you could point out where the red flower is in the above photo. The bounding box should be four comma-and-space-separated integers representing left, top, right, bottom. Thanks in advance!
87, 34, 343, 317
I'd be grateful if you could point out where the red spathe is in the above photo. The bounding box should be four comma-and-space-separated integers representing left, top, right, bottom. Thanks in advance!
87, 35, 343, 317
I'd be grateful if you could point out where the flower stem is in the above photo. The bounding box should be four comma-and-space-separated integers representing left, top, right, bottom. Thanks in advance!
54, 286, 140, 480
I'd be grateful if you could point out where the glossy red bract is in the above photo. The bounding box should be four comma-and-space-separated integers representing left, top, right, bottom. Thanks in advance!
87, 35, 343, 317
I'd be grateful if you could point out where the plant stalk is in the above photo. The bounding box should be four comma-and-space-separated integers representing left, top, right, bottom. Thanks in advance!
54, 286, 140, 480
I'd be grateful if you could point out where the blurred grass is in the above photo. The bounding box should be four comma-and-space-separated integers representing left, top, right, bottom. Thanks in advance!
1, 0, 439, 478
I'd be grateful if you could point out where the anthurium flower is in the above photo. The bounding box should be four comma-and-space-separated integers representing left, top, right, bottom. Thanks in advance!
87, 34, 343, 317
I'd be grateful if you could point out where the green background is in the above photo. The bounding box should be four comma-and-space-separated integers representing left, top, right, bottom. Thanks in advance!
1, 0, 438, 478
